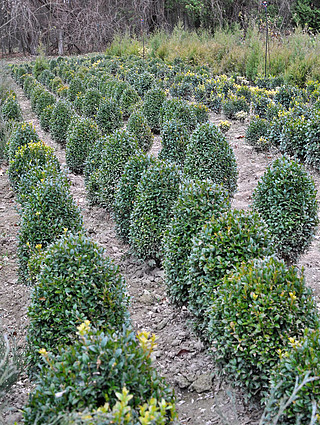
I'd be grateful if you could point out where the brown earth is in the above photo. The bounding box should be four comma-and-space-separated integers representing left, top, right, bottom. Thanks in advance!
1, 74, 320, 425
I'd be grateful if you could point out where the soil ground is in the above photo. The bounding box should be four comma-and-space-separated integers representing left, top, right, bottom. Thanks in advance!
1, 70, 320, 425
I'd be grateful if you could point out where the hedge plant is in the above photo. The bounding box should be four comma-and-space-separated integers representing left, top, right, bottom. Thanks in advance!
96, 98, 122, 135
262, 328, 320, 424
159, 119, 190, 165
23, 324, 175, 425
68, 77, 84, 102
160, 98, 197, 132
50, 100, 74, 145
82, 88, 102, 118
207, 256, 319, 399
222, 94, 250, 119
126, 110, 153, 153
39, 104, 54, 132
1, 94, 22, 122
7, 121, 40, 160
66, 116, 101, 174
120, 86, 141, 118
163, 179, 230, 306
113, 152, 157, 243
184, 122, 238, 196
141, 87, 166, 133
252, 156, 318, 263
34, 90, 55, 117
187, 209, 273, 332
245, 117, 271, 151
87, 130, 138, 209
129, 160, 181, 262
17, 179, 83, 284
27, 232, 129, 366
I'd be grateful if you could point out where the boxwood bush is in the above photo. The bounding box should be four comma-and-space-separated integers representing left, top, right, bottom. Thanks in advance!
163, 179, 230, 306
68, 77, 84, 102
141, 87, 166, 133
161, 98, 197, 132
30, 85, 45, 112
8, 141, 60, 192
187, 209, 273, 332
82, 88, 102, 118
1, 94, 22, 122
39, 104, 54, 132
120, 86, 141, 118
87, 130, 138, 209
127, 111, 153, 153
27, 232, 129, 366
184, 122, 238, 196
113, 152, 157, 243
159, 119, 190, 165
66, 116, 101, 174
50, 100, 74, 145
23, 324, 175, 425
96, 98, 122, 135
245, 117, 271, 151
222, 94, 250, 119
7, 121, 40, 160
262, 328, 320, 424
34, 90, 55, 117
17, 179, 83, 284
207, 257, 319, 399
129, 160, 181, 262
252, 156, 318, 263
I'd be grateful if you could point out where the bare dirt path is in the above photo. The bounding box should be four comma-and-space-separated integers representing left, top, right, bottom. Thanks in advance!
1, 77, 320, 425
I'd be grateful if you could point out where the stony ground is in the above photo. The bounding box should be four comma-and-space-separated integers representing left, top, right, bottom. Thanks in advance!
1, 71, 320, 425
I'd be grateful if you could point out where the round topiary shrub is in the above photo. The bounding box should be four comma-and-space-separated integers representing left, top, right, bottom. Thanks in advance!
23, 75, 37, 99
82, 88, 102, 118
67, 76, 84, 102
34, 90, 55, 117
96, 98, 123, 135
87, 130, 138, 209
17, 179, 83, 284
142, 87, 166, 133
39, 104, 54, 132
161, 98, 197, 132
184, 122, 238, 196
129, 160, 181, 262
222, 94, 250, 119
7, 121, 41, 160
126, 110, 153, 153
190, 102, 210, 125
252, 156, 318, 263
262, 328, 320, 425
207, 256, 319, 399
8, 141, 60, 191
66, 116, 101, 174
113, 152, 157, 243
1, 94, 22, 122
163, 179, 230, 306
23, 324, 175, 425
30, 85, 45, 112
27, 232, 129, 365
120, 86, 141, 118
245, 117, 271, 151
50, 100, 74, 145
159, 119, 190, 165
187, 209, 273, 332
50, 76, 64, 94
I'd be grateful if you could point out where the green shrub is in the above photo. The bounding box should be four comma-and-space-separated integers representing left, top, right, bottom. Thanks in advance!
50, 76, 64, 94
160, 98, 197, 132
262, 328, 320, 425
30, 84, 45, 112
188, 209, 273, 332
252, 156, 318, 263
23, 74, 38, 99
39, 104, 54, 132
0, 330, 21, 399
32, 56, 49, 79
142, 87, 166, 133
190, 102, 210, 125
1, 94, 22, 122
126, 111, 153, 154
159, 119, 189, 165
74, 92, 84, 115
17, 179, 83, 284
38, 69, 54, 87
82, 88, 102, 118
50, 100, 74, 145
222, 93, 250, 119
27, 232, 129, 366
134, 71, 155, 96
8, 141, 60, 191
245, 117, 271, 151
129, 160, 181, 262
275, 85, 299, 109
113, 153, 156, 243
34, 90, 55, 117
184, 122, 238, 195
66, 116, 101, 174
163, 179, 230, 306
207, 257, 319, 399
7, 121, 41, 160
23, 324, 175, 425
68, 77, 84, 102
120, 86, 141, 118
96, 98, 123, 135
87, 130, 138, 209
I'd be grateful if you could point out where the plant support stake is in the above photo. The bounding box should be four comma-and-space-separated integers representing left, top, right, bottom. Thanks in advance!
262, 1, 269, 77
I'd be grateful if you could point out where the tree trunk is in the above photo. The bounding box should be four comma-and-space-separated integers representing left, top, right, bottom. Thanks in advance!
58, 28, 64, 55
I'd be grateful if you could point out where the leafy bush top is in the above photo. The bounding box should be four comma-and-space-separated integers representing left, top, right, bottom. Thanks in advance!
50, 100, 74, 145
1, 94, 22, 122
142, 87, 166, 133
208, 257, 319, 399
7, 121, 41, 160
126, 110, 153, 153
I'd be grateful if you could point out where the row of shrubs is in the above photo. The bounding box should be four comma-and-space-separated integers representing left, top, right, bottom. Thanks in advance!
1, 86, 177, 424
10, 56, 320, 422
